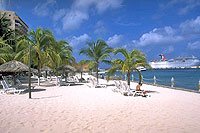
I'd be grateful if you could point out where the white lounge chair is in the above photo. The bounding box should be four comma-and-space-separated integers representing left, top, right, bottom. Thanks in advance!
57, 77, 72, 86
16, 78, 35, 89
113, 80, 121, 92
120, 82, 134, 96
90, 78, 107, 88
0, 80, 26, 94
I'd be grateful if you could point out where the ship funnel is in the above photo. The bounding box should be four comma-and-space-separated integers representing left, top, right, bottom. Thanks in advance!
159, 54, 166, 61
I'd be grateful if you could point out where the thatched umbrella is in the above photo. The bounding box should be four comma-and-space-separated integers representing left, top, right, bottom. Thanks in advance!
0, 60, 29, 73
62, 65, 77, 72
57, 65, 77, 72
0, 60, 29, 85
41, 66, 52, 71
57, 65, 77, 79
41, 66, 52, 78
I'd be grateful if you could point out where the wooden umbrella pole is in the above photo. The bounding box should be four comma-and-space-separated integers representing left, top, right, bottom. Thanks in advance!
28, 45, 31, 99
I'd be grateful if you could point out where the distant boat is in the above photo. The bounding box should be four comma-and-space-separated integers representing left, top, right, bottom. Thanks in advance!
136, 66, 147, 71
149, 54, 200, 69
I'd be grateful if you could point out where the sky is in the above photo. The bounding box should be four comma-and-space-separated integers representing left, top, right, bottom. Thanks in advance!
1, 0, 200, 63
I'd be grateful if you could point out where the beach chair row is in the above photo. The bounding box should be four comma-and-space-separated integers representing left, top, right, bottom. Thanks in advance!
0, 76, 35, 95
87, 78, 107, 88
0, 80, 25, 95
57, 76, 88, 86
113, 80, 148, 97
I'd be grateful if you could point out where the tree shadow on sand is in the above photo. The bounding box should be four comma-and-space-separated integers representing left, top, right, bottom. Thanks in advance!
31, 95, 62, 99
145, 90, 159, 93
23, 88, 46, 93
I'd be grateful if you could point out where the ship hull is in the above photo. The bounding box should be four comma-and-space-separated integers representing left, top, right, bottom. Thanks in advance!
149, 58, 200, 69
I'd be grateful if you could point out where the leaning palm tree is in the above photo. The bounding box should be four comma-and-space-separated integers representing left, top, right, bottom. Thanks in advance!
108, 48, 148, 89
80, 40, 113, 83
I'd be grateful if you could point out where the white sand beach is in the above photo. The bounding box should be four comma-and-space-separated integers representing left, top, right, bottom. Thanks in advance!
0, 77, 200, 133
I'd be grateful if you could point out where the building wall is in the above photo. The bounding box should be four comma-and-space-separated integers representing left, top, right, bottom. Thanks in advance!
0, 10, 28, 35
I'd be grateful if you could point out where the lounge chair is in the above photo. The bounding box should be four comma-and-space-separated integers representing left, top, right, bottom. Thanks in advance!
116, 81, 147, 97
90, 78, 107, 88
120, 82, 133, 96
3, 76, 34, 90
16, 78, 35, 89
131, 86, 148, 97
113, 80, 120, 92
133, 90, 148, 97
0, 80, 26, 94
73, 76, 80, 83
58, 77, 72, 86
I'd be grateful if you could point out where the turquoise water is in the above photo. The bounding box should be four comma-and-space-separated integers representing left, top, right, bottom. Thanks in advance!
113, 69, 200, 91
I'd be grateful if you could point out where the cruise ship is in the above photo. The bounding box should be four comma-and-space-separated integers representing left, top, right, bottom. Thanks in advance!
149, 54, 200, 69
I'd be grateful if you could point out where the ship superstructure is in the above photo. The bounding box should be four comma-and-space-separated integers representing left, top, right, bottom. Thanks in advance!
149, 54, 200, 69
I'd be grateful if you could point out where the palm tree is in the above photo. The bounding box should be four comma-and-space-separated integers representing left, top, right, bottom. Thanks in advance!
0, 37, 13, 64
108, 48, 148, 88
77, 60, 90, 81
80, 40, 112, 83
16, 28, 55, 85
0, 13, 12, 38
47, 40, 75, 77
0, 12, 15, 46
0, 13, 20, 64
16, 28, 75, 85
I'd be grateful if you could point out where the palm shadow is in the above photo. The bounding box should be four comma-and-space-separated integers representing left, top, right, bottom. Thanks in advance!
31, 95, 62, 99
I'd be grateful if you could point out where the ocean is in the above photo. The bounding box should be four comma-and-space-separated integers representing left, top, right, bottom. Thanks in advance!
112, 69, 200, 91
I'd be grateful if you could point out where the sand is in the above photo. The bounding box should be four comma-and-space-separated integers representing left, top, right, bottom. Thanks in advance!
0, 76, 200, 133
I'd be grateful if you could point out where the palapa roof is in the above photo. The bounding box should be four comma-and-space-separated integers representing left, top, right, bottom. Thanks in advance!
41, 66, 52, 71
57, 65, 77, 72
0, 60, 29, 73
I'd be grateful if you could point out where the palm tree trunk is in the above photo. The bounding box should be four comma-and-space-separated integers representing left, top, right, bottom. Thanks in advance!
38, 68, 40, 86
136, 69, 142, 84
37, 58, 41, 86
80, 65, 83, 80
127, 70, 131, 89
96, 63, 99, 84
80, 71, 83, 81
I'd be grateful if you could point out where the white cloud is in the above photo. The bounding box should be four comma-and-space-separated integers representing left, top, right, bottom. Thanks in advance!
106, 34, 123, 46
160, 0, 200, 15
62, 10, 89, 30
33, 0, 56, 17
94, 21, 107, 35
188, 41, 200, 50
53, 9, 66, 21
180, 16, 200, 34
73, 0, 123, 13
164, 46, 174, 54
69, 34, 91, 47
179, 1, 200, 15
54, 0, 123, 31
95, 0, 123, 13
0, 0, 6, 9
133, 26, 183, 47
132, 16, 200, 50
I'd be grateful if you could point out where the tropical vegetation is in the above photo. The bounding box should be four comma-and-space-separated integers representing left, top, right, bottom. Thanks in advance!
0, 12, 17, 64
1, 12, 150, 88
0, 12, 74, 85
79, 40, 113, 83
16, 28, 74, 85
108, 48, 148, 88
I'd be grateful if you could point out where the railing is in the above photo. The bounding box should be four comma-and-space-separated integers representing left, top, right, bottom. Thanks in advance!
116, 74, 200, 91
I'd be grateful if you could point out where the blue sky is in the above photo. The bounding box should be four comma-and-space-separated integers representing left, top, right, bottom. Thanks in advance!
1, 0, 200, 63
